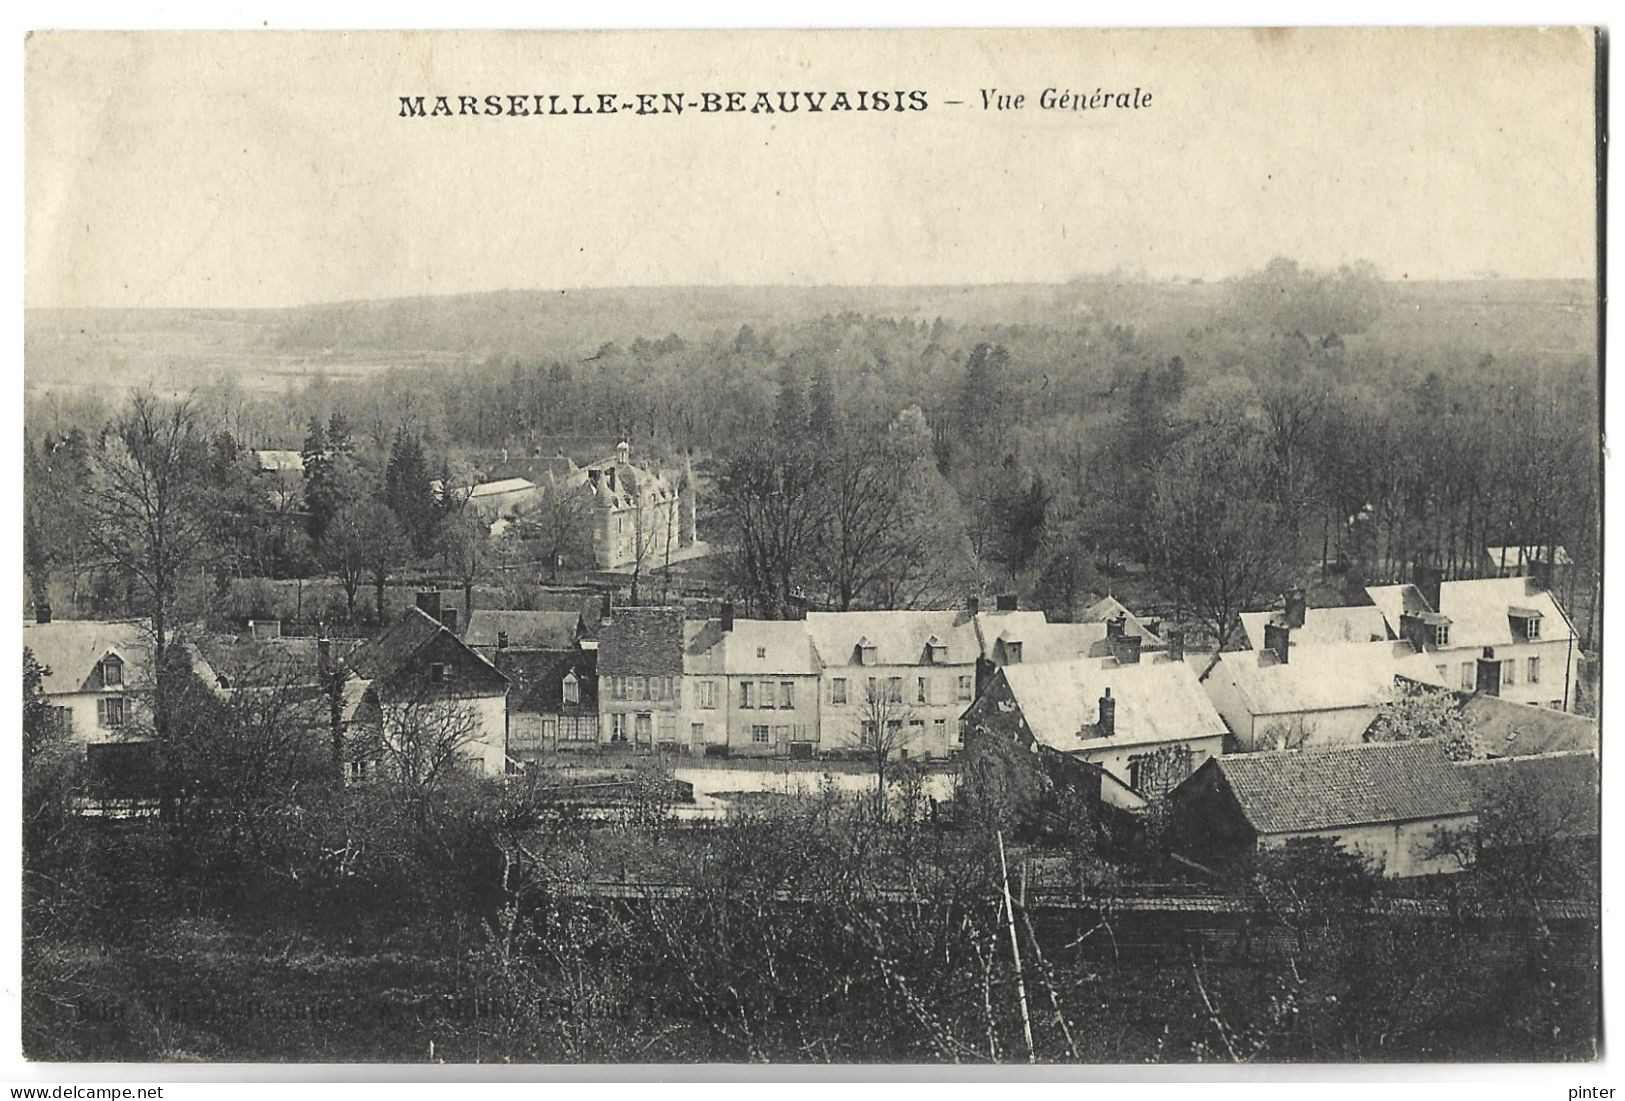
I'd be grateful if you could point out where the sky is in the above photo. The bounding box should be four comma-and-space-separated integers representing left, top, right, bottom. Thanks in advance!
24, 27, 1600, 309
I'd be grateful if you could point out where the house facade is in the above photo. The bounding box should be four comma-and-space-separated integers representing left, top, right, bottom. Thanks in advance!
598, 605, 687, 750
494, 647, 599, 762
23, 617, 222, 746
683, 606, 822, 757
342, 599, 510, 776
804, 609, 981, 760
1365, 568, 1581, 711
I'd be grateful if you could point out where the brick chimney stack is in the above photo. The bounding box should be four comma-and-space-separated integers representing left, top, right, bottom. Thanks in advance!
720, 601, 735, 632
1283, 588, 1307, 629
1264, 621, 1291, 664
1164, 628, 1185, 664
416, 590, 443, 621
1098, 687, 1116, 738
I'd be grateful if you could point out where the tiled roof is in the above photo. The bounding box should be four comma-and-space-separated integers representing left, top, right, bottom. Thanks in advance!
463, 609, 581, 650
1238, 606, 1391, 649
974, 612, 1116, 664
1456, 751, 1598, 839
495, 648, 598, 713
24, 619, 220, 695
1456, 694, 1598, 759
345, 607, 454, 681
1214, 641, 1447, 718
805, 609, 980, 668
1206, 739, 1477, 834
599, 606, 686, 676
998, 656, 1227, 752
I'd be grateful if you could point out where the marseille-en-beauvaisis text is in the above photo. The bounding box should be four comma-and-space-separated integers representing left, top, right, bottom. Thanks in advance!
398, 90, 930, 118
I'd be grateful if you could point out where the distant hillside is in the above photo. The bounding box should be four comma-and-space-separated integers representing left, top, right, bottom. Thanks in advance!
23, 279, 1597, 396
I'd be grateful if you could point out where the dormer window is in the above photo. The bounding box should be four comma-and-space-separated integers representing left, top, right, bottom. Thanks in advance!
101, 655, 124, 687
1005, 641, 1023, 664
1509, 607, 1543, 642
925, 635, 948, 664
857, 638, 877, 666
1433, 624, 1450, 648
563, 672, 580, 705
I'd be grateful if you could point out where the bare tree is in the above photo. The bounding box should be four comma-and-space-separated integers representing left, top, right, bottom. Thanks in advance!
513, 479, 591, 582
353, 689, 484, 799
856, 677, 917, 815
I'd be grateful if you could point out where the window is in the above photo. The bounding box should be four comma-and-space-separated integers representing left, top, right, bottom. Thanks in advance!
635, 713, 653, 742
957, 675, 974, 701
927, 642, 947, 664
430, 663, 446, 683
740, 681, 755, 708
698, 681, 717, 709
1005, 641, 1023, 664
541, 718, 557, 742
758, 680, 776, 709
780, 681, 794, 709
1501, 660, 1516, 688
665, 676, 677, 701
611, 676, 627, 701
101, 656, 123, 687
96, 696, 128, 729
1525, 617, 1542, 641
1460, 662, 1474, 690
861, 720, 877, 744
832, 677, 848, 704
867, 677, 878, 702
774, 724, 790, 743
1433, 625, 1450, 648
634, 676, 648, 701
611, 712, 628, 742
752, 724, 770, 744
957, 718, 966, 743
48, 706, 71, 736
659, 714, 676, 742
347, 759, 372, 783
1528, 656, 1541, 684
1550, 700, 1562, 710
563, 674, 579, 705
934, 717, 947, 742
1129, 754, 1149, 792
887, 676, 903, 703
886, 719, 902, 739
691, 722, 705, 741
916, 677, 929, 704
859, 643, 877, 666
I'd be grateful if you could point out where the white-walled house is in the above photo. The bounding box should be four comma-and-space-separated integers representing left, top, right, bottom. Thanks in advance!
1366, 571, 1581, 711
804, 609, 981, 760
683, 607, 822, 757
23, 618, 222, 746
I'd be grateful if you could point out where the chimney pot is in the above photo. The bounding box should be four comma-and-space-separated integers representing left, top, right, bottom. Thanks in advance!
600, 591, 614, 622
1098, 687, 1116, 738
967, 595, 980, 616
1165, 628, 1185, 663
1283, 588, 1307, 630
36, 601, 52, 624
720, 602, 735, 632
497, 630, 509, 650
1263, 621, 1291, 664
1106, 613, 1126, 640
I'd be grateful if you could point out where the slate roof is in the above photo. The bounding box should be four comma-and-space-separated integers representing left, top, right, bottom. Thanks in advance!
1456, 751, 1599, 839
463, 609, 581, 650
344, 608, 449, 681
196, 633, 363, 688
495, 648, 598, 714
598, 606, 686, 676
998, 656, 1227, 752
1365, 577, 1576, 649
1238, 606, 1391, 650
24, 619, 221, 695
805, 609, 980, 668
684, 618, 820, 676
1456, 694, 1599, 759
974, 612, 1116, 664
1203, 740, 1478, 835
1214, 640, 1447, 718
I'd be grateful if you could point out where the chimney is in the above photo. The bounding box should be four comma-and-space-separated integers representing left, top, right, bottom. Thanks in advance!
35, 601, 51, 624
317, 636, 331, 674
720, 601, 735, 632
1098, 687, 1116, 738
1412, 559, 1444, 613
416, 590, 443, 621
1106, 613, 1126, 640
600, 590, 614, 623
497, 630, 509, 651
1263, 621, 1291, 664
1529, 556, 1554, 591
1283, 588, 1307, 630
1476, 646, 1502, 696
1110, 633, 1142, 666
442, 607, 459, 634
967, 595, 980, 616
996, 593, 1019, 612
1165, 628, 1185, 663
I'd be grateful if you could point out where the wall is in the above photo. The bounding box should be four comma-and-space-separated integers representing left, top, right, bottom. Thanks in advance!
50, 690, 153, 747
1259, 815, 1477, 877
1081, 733, 1227, 791
1431, 637, 1580, 710
818, 662, 974, 760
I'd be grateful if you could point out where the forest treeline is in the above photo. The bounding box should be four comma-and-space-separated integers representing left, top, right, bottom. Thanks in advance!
23, 259, 1601, 646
